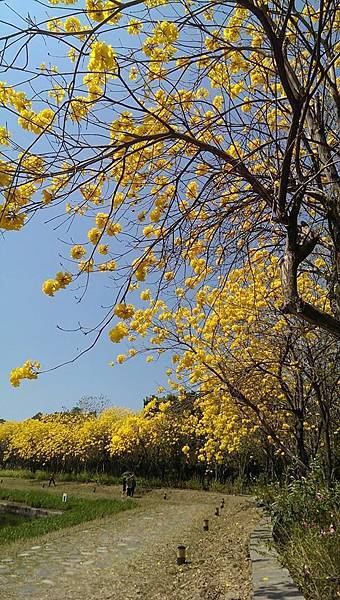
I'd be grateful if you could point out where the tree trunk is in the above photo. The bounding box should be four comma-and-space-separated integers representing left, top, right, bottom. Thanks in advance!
294, 410, 309, 477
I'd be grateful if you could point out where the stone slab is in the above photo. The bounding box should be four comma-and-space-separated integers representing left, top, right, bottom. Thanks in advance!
250, 516, 304, 600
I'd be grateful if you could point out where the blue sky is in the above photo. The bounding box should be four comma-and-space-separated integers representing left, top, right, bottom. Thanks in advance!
0, 209, 169, 421
0, 0, 170, 420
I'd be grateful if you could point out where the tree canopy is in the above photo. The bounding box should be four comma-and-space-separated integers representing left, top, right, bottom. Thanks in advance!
1, 0, 339, 355
0, 0, 339, 475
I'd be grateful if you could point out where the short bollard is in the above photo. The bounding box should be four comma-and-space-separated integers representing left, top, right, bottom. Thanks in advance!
177, 545, 186, 565
62, 493, 68, 503
203, 518, 209, 531
215, 507, 220, 516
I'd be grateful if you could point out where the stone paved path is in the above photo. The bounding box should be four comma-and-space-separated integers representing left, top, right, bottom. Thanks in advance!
0, 489, 259, 600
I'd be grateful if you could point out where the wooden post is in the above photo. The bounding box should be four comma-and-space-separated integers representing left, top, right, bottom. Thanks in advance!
203, 518, 209, 531
164, 493, 167, 500
215, 506, 220, 516
177, 545, 186, 565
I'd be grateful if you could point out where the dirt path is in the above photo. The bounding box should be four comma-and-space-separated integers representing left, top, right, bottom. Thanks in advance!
0, 489, 259, 600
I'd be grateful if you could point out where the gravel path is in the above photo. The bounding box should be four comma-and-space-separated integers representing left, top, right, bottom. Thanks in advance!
0, 488, 259, 600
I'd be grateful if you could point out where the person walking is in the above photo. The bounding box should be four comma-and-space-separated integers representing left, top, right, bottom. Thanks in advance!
126, 475, 133, 497
48, 473, 56, 487
130, 474, 136, 497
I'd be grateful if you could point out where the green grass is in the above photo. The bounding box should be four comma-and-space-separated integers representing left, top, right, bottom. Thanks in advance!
0, 487, 134, 546
0, 468, 36, 480
0, 468, 256, 494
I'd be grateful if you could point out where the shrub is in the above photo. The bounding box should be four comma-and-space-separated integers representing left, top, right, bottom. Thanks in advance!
257, 474, 339, 600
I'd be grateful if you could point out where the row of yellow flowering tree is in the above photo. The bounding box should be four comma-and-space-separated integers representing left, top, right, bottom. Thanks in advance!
0, 402, 203, 479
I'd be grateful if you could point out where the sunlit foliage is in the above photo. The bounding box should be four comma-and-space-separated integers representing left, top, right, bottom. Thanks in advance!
1, 0, 339, 476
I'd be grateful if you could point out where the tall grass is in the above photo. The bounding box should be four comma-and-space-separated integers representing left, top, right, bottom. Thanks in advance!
281, 526, 339, 600
258, 476, 340, 600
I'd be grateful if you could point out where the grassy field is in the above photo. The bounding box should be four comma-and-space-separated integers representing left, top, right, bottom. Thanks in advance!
0, 467, 254, 494
0, 485, 134, 546
0, 474, 132, 500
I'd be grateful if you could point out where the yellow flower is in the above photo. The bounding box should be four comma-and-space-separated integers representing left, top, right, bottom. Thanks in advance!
98, 244, 109, 255
127, 19, 143, 35
153, 21, 179, 44
88, 227, 101, 244
55, 271, 72, 289
241, 96, 252, 112
109, 322, 128, 343
71, 245, 86, 260
79, 259, 94, 273
143, 225, 156, 238
186, 181, 198, 199
106, 222, 122, 236
0, 160, 13, 187
88, 41, 117, 73
10, 360, 40, 387
129, 67, 138, 80
114, 303, 135, 319
116, 354, 127, 364
0, 126, 10, 145
64, 17, 82, 34
95, 212, 109, 229
105, 260, 117, 271
42, 279, 60, 296
314, 258, 326, 269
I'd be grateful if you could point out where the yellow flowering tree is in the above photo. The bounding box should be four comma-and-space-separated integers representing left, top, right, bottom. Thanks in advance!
126, 252, 339, 474
108, 397, 200, 477
0, 407, 130, 472
0, 402, 202, 479
0, 0, 338, 392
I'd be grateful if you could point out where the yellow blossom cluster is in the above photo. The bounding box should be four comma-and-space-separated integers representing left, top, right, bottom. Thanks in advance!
10, 360, 41, 387
42, 272, 72, 296
71, 245, 86, 260
88, 41, 117, 75
114, 303, 135, 319
109, 322, 129, 342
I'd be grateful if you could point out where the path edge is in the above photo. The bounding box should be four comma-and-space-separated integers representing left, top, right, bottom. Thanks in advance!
249, 505, 305, 600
